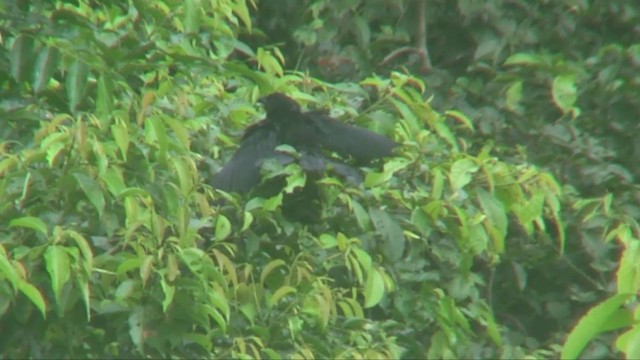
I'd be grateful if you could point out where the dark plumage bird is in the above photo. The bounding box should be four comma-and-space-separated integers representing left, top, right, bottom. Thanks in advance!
211, 93, 397, 193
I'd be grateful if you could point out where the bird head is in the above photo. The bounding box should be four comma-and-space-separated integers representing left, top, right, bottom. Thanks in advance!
259, 93, 301, 120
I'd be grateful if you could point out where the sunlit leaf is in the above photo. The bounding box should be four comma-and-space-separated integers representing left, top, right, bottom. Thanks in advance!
364, 268, 385, 308
562, 293, 634, 359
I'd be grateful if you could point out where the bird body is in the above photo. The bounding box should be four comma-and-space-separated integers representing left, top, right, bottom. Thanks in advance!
211, 93, 396, 193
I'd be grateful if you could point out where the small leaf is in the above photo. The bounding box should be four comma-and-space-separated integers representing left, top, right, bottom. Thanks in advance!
351, 200, 371, 230
111, 121, 130, 161
241, 212, 253, 232
183, 0, 201, 34
369, 207, 405, 262
146, 116, 168, 159
364, 268, 385, 308
208, 290, 231, 322
551, 74, 577, 114
260, 259, 287, 285
172, 156, 195, 194
476, 188, 507, 254
73, 172, 106, 217
444, 110, 474, 131
140, 255, 154, 286
66, 60, 89, 113
18, 281, 47, 318
504, 53, 546, 67
562, 293, 634, 360
504, 80, 523, 113
449, 158, 479, 190
96, 74, 115, 124
164, 117, 191, 149
268, 286, 296, 308
230, 0, 252, 32
76, 276, 91, 321
161, 276, 175, 312
33, 46, 58, 94
128, 306, 145, 353
0, 246, 20, 289
9, 216, 48, 236
101, 168, 126, 197
10, 34, 34, 83
215, 215, 231, 241
44, 245, 71, 308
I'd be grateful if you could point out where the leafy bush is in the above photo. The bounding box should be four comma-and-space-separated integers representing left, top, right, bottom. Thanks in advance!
1, 0, 639, 359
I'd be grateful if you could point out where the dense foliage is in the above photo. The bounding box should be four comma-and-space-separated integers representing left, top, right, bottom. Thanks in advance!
0, 0, 638, 358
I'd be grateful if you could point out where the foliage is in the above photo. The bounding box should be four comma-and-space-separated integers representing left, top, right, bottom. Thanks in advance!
0, 0, 639, 359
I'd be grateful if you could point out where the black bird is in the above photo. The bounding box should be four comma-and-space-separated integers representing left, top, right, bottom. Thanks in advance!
211, 93, 397, 193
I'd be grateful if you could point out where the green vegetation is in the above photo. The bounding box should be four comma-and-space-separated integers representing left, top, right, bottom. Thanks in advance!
1, 0, 638, 358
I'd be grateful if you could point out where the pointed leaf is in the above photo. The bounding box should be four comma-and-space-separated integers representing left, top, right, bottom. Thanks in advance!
9, 216, 48, 236
66, 60, 89, 113
364, 268, 385, 308
369, 207, 405, 262
73, 172, 106, 217
44, 245, 71, 307
33, 46, 58, 94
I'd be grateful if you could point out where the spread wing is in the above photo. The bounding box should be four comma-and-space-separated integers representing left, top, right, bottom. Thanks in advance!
308, 112, 397, 163
211, 121, 278, 193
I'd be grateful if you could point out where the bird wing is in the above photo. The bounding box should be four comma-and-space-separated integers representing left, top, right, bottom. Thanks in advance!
308, 111, 397, 163
211, 121, 278, 193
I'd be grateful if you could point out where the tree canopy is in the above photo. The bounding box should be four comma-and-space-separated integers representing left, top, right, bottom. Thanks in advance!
1, 0, 639, 358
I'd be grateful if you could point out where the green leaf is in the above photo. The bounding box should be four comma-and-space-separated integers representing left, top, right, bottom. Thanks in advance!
444, 110, 474, 131
260, 259, 287, 285
140, 255, 154, 286
215, 215, 231, 241
18, 280, 47, 318
172, 156, 195, 194
263, 193, 283, 211
161, 276, 175, 312
368, 207, 406, 262
449, 158, 479, 190
66, 60, 89, 113
616, 240, 640, 294
268, 286, 297, 308
551, 74, 577, 115
351, 200, 371, 231
146, 116, 169, 160
73, 172, 106, 217
353, 16, 371, 46
184, 0, 201, 34
9, 216, 48, 236
33, 46, 58, 94
364, 158, 410, 187
10, 34, 34, 83
504, 52, 546, 67
504, 80, 523, 113
364, 268, 385, 308
164, 117, 191, 150
111, 121, 130, 161
208, 290, 231, 323
230, 0, 252, 32
67, 229, 94, 270
0, 245, 20, 289
183, 332, 213, 351
96, 74, 115, 124
44, 245, 71, 308
562, 293, 634, 359
476, 188, 507, 254
76, 276, 91, 321
241, 211, 254, 232
101, 168, 126, 197
129, 306, 145, 353
616, 324, 640, 359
